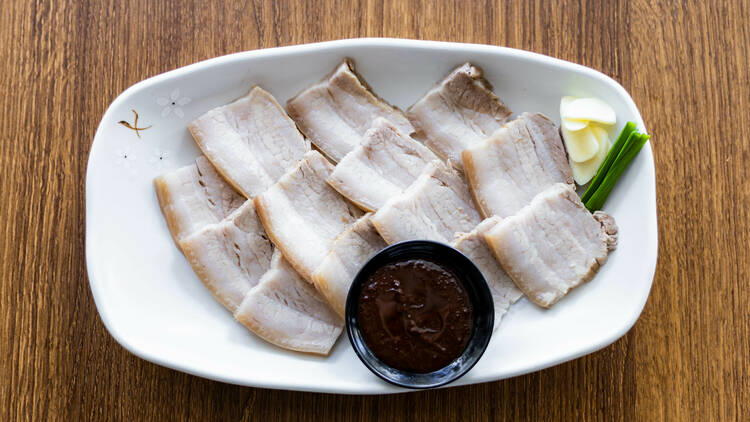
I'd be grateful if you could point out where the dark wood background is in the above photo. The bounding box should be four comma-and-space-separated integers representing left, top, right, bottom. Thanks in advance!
2, 0, 748, 420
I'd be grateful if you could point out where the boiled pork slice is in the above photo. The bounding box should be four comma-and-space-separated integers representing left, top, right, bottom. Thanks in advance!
311, 214, 386, 317
154, 156, 245, 245
254, 150, 363, 282
371, 160, 482, 244
179, 201, 274, 313
407, 63, 512, 171
452, 217, 523, 330
484, 183, 618, 308
463, 112, 574, 218
326, 117, 440, 212
235, 250, 343, 356
286, 59, 414, 162
188, 86, 310, 198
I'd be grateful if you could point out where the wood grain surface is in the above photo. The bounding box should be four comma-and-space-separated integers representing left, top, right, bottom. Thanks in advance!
1, 0, 748, 420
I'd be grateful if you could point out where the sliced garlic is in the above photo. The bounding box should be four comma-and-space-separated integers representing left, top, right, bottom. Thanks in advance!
571, 126, 611, 185
590, 125, 612, 155
560, 97, 588, 131
562, 118, 587, 131
561, 125, 599, 162
562, 97, 616, 125
560, 96, 617, 185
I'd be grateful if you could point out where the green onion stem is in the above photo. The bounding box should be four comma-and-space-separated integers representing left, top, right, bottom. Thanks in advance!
584, 133, 650, 212
581, 121, 637, 203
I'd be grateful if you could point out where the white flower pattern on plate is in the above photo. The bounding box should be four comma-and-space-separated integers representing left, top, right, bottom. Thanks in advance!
115, 147, 137, 174
148, 148, 170, 171
157, 89, 191, 118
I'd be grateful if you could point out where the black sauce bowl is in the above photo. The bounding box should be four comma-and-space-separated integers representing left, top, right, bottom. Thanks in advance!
345, 240, 494, 389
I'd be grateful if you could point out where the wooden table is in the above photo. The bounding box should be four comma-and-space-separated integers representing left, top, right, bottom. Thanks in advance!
2, 1, 748, 420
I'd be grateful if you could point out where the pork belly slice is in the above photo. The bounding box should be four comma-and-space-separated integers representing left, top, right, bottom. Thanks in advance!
188, 86, 310, 198
371, 161, 482, 244
407, 63, 512, 171
484, 183, 618, 308
311, 214, 386, 317
327, 118, 440, 212
179, 201, 274, 313
254, 150, 364, 282
452, 217, 523, 330
154, 156, 245, 245
235, 250, 343, 356
463, 112, 574, 218
286, 59, 414, 162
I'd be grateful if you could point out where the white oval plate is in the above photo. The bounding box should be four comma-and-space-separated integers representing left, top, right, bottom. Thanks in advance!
86, 38, 657, 394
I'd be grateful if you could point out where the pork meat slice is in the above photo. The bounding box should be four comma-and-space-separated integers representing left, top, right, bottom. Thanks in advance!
188, 86, 310, 198
254, 150, 364, 282
179, 201, 274, 313
286, 59, 414, 162
484, 183, 618, 308
311, 214, 386, 317
407, 63, 512, 171
326, 117, 440, 212
154, 156, 245, 245
452, 217, 523, 330
235, 250, 343, 356
371, 160, 482, 244
463, 112, 574, 218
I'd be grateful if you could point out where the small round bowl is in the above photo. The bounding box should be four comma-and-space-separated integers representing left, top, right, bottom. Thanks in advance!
345, 240, 494, 389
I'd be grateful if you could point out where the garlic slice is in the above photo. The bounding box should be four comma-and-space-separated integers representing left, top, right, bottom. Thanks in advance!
562, 98, 616, 125
561, 125, 599, 162
590, 125, 612, 154
571, 126, 611, 185
562, 119, 587, 131
560, 97, 588, 131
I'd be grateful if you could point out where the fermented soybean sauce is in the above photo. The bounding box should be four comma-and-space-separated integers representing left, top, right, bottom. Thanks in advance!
357, 258, 473, 373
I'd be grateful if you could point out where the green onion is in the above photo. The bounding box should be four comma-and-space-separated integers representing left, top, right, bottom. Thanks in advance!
581, 121, 636, 203
584, 132, 650, 212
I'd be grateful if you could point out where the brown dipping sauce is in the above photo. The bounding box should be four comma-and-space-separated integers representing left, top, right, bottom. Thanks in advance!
357, 258, 473, 373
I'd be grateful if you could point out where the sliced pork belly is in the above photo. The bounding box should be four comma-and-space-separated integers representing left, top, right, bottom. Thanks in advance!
407, 63, 512, 171
179, 201, 274, 313
188, 86, 310, 198
452, 217, 523, 330
463, 112, 574, 218
311, 214, 386, 317
154, 156, 245, 245
254, 151, 363, 282
484, 183, 618, 308
371, 161, 482, 244
286, 59, 414, 162
326, 118, 440, 212
235, 251, 343, 356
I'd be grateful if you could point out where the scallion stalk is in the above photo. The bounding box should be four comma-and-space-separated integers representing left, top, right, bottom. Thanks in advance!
581, 121, 637, 203
584, 133, 650, 212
